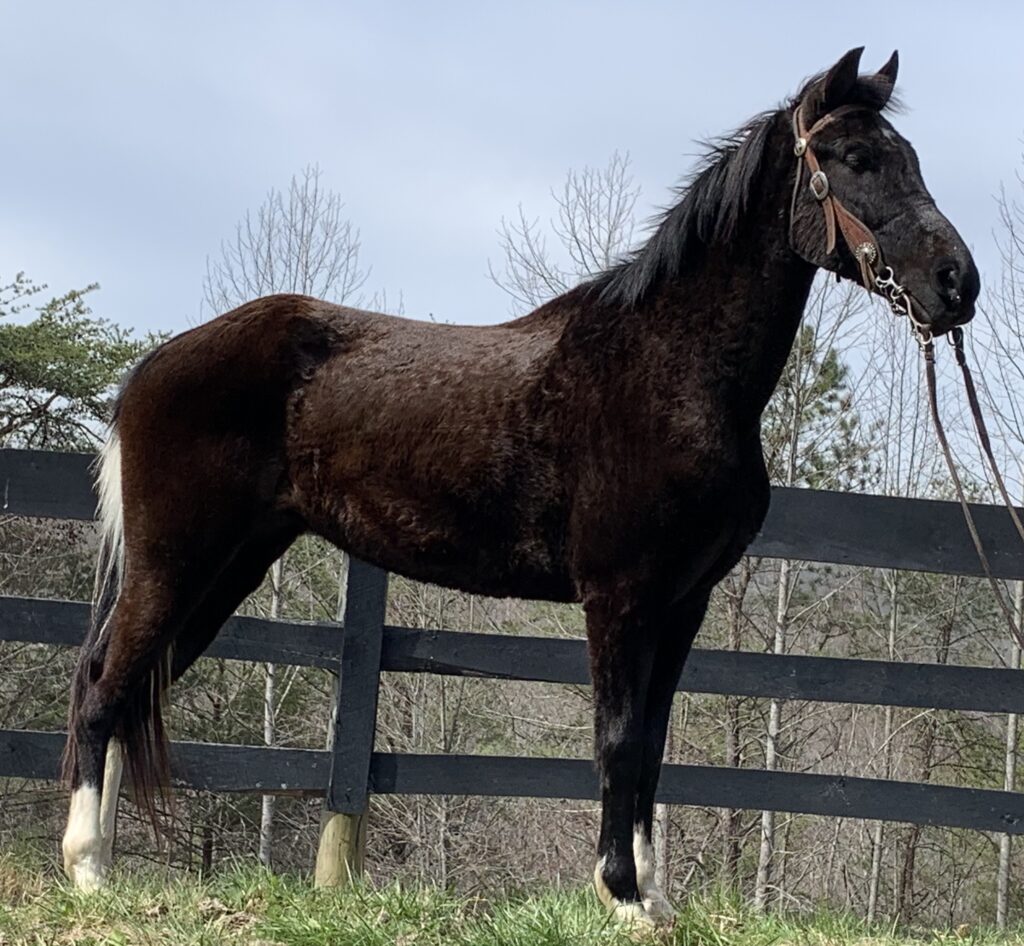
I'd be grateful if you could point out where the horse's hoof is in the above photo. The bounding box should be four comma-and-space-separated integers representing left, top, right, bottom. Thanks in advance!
64, 855, 105, 893
594, 859, 659, 932
642, 889, 675, 925
612, 900, 657, 926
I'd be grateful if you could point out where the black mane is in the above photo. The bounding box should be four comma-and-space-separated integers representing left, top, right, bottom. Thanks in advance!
589, 111, 777, 309
590, 72, 899, 309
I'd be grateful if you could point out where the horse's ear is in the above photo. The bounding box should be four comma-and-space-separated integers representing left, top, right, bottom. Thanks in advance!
875, 49, 899, 86
804, 47, 864, 119
867, 50, 899, 107
821, 47, 864, 109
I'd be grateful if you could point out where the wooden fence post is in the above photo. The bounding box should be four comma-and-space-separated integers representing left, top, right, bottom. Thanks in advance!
314, 558, 388, 887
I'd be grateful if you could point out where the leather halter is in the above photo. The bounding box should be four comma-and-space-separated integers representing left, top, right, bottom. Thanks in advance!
789, 102, 931, 342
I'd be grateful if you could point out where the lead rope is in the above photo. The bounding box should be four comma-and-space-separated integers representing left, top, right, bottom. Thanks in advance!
920, 330, 1024, 651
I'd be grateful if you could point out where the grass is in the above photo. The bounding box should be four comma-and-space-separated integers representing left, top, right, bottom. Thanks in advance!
0, 855, 1019, 946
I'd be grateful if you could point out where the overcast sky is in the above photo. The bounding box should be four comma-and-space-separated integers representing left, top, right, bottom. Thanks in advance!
4, 2, 1022, 337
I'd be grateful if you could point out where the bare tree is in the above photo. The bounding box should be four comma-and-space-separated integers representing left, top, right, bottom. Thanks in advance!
203, 163, 368, 315
488, 151, 639, 313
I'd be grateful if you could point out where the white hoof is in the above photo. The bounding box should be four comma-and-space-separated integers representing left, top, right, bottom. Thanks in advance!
612, 900, 657, 929
65, 854, 106, 893
642, 887, 675, 924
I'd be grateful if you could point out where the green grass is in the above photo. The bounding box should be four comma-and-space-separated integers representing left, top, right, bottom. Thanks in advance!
0, 855, 1018, 946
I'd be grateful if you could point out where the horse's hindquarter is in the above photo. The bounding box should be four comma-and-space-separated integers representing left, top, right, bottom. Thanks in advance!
288, 305, 574, 599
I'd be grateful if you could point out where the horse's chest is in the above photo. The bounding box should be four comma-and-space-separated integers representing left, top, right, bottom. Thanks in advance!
676, 473, 770, 590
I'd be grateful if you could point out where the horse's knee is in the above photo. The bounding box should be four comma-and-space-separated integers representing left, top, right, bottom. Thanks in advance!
596, 719, 644, 779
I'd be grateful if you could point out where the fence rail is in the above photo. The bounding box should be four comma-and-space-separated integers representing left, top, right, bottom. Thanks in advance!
2, 447, 1024, 854
6, 447, 1024, 578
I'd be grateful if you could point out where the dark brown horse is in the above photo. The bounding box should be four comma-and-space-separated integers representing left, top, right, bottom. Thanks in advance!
62, 48, 977, 923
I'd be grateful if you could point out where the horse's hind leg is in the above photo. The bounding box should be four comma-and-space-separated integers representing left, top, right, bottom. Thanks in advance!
64, 520, 300, 890
168, 520, 302, 684
63, 564, 202, 889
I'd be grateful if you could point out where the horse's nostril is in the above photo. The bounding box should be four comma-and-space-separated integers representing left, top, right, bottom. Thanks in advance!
937, 264, 960, 291
934, 260, 964, 308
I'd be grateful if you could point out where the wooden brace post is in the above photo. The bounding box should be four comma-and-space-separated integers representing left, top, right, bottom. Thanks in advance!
314, 558, 388, 887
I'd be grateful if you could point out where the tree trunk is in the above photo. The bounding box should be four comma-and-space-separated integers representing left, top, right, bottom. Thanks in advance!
721, 562, 751, 888
258, 557, 284, 868
754, 557, 791, 911
997, 578, 1024, 930
655, 706, 674, 897
896, 578, 956, 924
202, 657, 226, 874
868, 571, 899, 923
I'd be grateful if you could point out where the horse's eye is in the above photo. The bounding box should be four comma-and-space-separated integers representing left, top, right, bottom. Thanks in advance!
842, 148, 872, 172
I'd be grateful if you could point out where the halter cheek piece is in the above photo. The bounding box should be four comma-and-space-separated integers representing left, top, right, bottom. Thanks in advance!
789, 103, 932, 343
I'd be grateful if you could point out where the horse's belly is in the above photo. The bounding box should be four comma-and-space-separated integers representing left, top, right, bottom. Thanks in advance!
298, 481, 576, 602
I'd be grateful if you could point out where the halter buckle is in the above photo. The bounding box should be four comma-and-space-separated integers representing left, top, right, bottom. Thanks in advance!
793, 137, 807, 157
809, 171, 829, 201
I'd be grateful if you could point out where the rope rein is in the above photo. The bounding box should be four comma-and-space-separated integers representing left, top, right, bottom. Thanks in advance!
923, 337, 1024, 651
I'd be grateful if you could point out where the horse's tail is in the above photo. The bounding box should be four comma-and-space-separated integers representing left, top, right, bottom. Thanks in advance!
62, 426, 171, 827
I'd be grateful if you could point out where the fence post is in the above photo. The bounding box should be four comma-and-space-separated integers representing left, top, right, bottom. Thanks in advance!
314, 558, 388, 888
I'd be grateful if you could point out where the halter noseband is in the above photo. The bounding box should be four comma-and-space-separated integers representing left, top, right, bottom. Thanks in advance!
789, 102, 931, 342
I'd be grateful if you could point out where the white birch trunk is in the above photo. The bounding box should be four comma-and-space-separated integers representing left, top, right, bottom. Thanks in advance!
754, 558, 790, 911
868, 571, 898, 923
258, 557, 284, 868
997, 578, 1023, 930
655, 707, 674, 896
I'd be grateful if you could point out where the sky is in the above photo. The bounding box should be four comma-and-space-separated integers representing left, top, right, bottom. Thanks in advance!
3, 2, 1022, 337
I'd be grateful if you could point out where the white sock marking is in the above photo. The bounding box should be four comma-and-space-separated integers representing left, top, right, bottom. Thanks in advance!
63, 785, 104, 891
633, 827, 675, 922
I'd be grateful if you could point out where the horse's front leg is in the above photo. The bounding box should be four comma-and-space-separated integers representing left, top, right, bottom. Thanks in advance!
632, 589, 712, 921
585, 591, 661, 927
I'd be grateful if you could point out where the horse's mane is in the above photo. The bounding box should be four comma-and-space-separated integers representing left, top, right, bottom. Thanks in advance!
589, 72, 899, 309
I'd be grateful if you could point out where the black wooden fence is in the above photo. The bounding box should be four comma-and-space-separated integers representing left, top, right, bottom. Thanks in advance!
3, 447, 1024, 836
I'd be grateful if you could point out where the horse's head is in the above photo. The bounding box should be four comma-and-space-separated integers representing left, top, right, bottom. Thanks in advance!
789, 47, 978, 336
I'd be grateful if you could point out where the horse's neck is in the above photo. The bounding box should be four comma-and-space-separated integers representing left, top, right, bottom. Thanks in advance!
634, 157, 816, 423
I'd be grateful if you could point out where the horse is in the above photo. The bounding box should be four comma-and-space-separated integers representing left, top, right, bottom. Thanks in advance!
61, 47, 977, 924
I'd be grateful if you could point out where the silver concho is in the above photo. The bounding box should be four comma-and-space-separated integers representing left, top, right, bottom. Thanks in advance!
854, 242, 878, 264
809, 171, 829, 201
